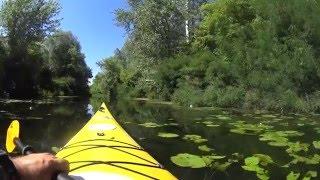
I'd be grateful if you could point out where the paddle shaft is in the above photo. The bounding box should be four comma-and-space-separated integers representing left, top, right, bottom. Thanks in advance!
13, 138, 73, 180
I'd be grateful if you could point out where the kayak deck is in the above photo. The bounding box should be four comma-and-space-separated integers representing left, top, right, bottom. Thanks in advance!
56, 103, 177, 180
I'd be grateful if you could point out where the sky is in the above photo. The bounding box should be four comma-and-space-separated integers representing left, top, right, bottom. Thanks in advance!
58, 0, 128, 79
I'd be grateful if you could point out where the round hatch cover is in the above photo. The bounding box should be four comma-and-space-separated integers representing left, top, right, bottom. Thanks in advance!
89, 124, 116, 131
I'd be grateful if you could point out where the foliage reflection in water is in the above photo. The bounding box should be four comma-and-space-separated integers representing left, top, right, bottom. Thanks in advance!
1, 99, 320, 179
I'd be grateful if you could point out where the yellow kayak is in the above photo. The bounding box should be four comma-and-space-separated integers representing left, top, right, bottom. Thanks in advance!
56, 103, 177, 180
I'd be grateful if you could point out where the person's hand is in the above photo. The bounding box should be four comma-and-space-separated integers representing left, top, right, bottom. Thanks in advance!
11, 153, 69, 180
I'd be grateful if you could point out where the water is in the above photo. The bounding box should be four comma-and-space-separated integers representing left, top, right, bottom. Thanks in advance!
0, 99, 319, 179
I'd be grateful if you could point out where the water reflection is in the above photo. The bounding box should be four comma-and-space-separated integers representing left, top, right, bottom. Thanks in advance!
0, 99, 319, 179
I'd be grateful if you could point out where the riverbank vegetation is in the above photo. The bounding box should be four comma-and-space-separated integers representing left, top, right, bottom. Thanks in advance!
0, 0, 91, 98
91, 0, 320, 113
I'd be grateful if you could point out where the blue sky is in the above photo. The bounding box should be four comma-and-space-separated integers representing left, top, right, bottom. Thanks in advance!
58, 0, 128, 79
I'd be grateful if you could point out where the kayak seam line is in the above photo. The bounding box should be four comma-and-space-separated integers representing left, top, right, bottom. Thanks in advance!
61, 145, 145, 159
61, 145, 159, 166
69, 161, 160, 180
60, 139, 141, 150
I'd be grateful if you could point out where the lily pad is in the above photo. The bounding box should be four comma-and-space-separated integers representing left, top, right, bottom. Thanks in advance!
313, 141, 320, 149
286, 142, 309, 154
202, 155, 226, 165
158, 132, 179, 138
288, 154, 320, 165
198, 145, 213, 152
287, 171, 300, 180
170, 153, 206, 168
245, 157, 260, 166
183, 134, 208, 144
210, 162, 232, 171
216, 115, 231, 120
314, 128, 320, 134
164, 123, 179, 126
253, 154, 274, 166
51, 147, 60, 153
207, 124, 220, 127
242, 156, 269, 180
303, 171, 317, 180
138, 122, 163, 128
230, 122, 272, 135
261, 114, 277, 118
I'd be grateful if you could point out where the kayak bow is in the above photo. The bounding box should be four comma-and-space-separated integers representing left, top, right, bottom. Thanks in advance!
56, 103, 177, 180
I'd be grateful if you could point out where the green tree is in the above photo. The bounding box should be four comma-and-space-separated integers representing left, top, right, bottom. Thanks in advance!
116, 0, 185, 60
0, 0, 60, 98
42, 31, 92, 96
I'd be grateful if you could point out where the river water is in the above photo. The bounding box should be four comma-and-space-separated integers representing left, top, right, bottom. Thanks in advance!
0, 99, 319, 179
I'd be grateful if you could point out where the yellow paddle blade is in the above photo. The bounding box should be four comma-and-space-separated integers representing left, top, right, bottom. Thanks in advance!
6, 120, 20, 153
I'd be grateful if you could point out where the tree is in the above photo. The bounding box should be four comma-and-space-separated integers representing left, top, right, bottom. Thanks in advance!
116, 0, 186, 60
0, 0, 60, 58
42, 31, 92, 96
0, 37, 7, 94
0, 0, 60, 98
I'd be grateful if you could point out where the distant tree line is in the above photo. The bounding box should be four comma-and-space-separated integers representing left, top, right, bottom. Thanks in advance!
91, 0, 320, 113
0, 0, 92, 98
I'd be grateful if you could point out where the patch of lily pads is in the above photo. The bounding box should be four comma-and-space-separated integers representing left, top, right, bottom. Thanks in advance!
170, 153, 207, 168
157, 132, 179, 138
242, 154, 274, 180
198, 145, 213, 152
259, 131, 304, 147
286, 171, 317, 180
286, 154, 320, 165
196, 120, 220, 127
138, 122, 179, 128
183, 134, 208, 144
138, 122, 164, 128
229, 121, 273, 135
313, 141, 320, 149
170, 153, 226, 169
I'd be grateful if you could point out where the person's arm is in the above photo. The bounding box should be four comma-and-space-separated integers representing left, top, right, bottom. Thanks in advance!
0, 150, 69, 180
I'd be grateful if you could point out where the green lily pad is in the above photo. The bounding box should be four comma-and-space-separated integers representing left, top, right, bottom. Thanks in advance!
303, 171, 317, 180
313, 141, 320, 149
216, 115, 231, 120
253, 154, 274, 166
210, 162, 232, 171
165, 123, 179, 126
261, 114, 277, 118
288, 154, 320, 165
207, 124, 220, 127
314, 128, 320, 134
268, 141, 289, 147
198, 145, 213, 152
286, 142, 309, 154
287, 171, 300, 180
158, 132, 179, 138
245, 156, 260, 166
202, 155, 226, 165
230, 128, 247, 135
242, 156, 270, 180
51, 147, 60, 153
170, 153, 206, 168
138, 122, 163, 128
183, 134, 208, 144
230, 122, 272, 135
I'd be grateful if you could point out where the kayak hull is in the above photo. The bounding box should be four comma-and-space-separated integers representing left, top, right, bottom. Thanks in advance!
56, 103, 177, 180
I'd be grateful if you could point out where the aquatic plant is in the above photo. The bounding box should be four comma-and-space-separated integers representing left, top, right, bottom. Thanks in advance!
183, 134, 208, 144
286, 171, 300, 180
313, 141, 320, 149
242, 156, 270, 180
138, 122, 163, 128
230, 121, 273, 135
198, 145, 213, 152
158, 132, 179, 138
170, 153, 206, 168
